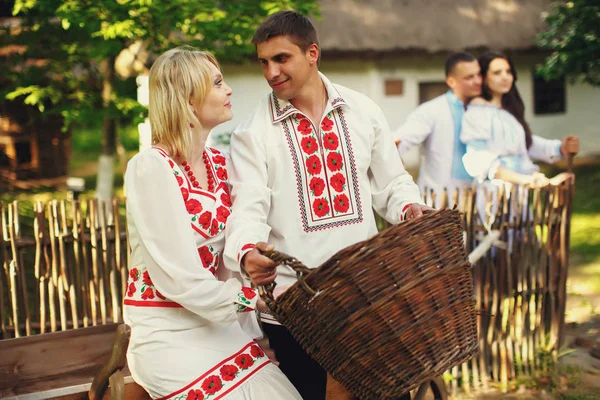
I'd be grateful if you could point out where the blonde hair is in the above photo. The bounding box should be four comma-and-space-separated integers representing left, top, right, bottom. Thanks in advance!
148, 46, 220, 160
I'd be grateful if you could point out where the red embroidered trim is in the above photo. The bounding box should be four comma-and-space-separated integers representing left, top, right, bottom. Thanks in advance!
156, 342, 269, 400
124, 299, 183, 308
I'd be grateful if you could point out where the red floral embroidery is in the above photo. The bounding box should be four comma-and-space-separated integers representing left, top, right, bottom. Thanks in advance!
216, 206, 230, 223
201, 375, 223, 395
323, 132, 339, 151
216, 167, 227, 181
326, 152, 343, 171
301, 136, 319, 154
213, 155, 226, 166
198, 246, 214, 268
330, 173, 346, 193
305, 155, 322, 175
186, 199, 203, 215
298, 119, 312, 135
333, 194, 350, 213
181, 187, 189, 201
210, 219, 219, 236
176, 175, 184, 186
141, 287, 155, 300
220, 364, 238, 382
186, 389, 204, 400
250, 344, 265, 358
313, 198, 330, 217
129, 268, 139, 281
198, 212, 212, 230
309, 177, 325, 197
241, 286, 256, 300
321, 117, 333, 131
221, 192, 232, 207
234, 354, 255, 370
142, 271, 153, 286
127, 282, 136, 297
209, 267, 217, 276
168, 160, 175, 168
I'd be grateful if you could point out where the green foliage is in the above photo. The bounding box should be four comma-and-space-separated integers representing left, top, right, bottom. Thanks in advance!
2, 0, 320, 131
536, 0, 600, 86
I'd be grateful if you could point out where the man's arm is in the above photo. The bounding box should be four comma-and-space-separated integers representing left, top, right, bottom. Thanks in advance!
394, 104, 435, 155
370, 104, 428, 222
223, 121, 277, 285
529, 134, 579, 164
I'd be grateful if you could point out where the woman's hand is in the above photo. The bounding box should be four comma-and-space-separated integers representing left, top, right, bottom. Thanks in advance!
527, 172, 549, 188
560, 135, 579, 156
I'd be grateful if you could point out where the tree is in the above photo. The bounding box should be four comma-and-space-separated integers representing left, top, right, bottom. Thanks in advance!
3, 0, 319, 202
536, 0, 600, 86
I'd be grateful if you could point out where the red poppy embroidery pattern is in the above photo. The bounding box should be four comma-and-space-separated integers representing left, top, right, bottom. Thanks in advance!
125, 267, 170, 303
283, 110, 363, 232
201, 376, 223, 395
197, 245, 218, 276
154, 147, 231, 240
170, 342, 269, 400
236, 286, 257, 313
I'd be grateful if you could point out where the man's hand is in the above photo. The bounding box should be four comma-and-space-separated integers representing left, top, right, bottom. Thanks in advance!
405, 203, 434, 220
560, 135, 579, 156
242, 242, 279, 286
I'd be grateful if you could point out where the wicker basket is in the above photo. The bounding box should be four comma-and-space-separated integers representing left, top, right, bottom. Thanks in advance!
259, 209, 478, 399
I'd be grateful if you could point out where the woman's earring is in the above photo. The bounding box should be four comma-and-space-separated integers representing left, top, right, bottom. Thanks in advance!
190, 123, 194, 128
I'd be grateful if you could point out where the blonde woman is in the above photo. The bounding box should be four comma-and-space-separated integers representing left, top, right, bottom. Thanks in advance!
123, 47, 301, 400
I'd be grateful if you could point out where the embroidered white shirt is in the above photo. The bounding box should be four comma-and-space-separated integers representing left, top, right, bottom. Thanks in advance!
224, 73, 422, 323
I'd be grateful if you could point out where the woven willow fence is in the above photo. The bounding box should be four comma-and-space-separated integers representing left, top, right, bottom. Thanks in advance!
0, 172, 574, 394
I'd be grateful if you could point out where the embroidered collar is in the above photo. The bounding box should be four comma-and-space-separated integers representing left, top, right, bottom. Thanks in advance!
269, 72, 348, 123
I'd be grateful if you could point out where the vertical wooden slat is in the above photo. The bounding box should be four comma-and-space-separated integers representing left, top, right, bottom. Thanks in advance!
8, 202, 32, 337
88, 199, 100, 326
0, 203, 11, 338
98, 201, 108, 324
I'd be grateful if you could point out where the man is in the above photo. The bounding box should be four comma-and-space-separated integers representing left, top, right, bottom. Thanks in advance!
395, 52, 579, 201
224, 10, 430, 400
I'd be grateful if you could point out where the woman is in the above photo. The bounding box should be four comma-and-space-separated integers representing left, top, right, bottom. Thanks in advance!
123, 47, 301, 399
461, 51, 578, 187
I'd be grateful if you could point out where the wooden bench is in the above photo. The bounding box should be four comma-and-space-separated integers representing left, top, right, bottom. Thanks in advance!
0, 323, 149, 400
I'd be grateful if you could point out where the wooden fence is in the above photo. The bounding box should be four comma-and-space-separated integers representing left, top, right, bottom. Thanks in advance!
0, 172, 575, 393
0, 198, 128, 338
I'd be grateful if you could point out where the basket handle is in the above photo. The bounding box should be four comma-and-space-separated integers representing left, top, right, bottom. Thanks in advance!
257, 249, 316, 309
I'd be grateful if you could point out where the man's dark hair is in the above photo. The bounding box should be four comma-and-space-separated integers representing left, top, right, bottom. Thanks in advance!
252, 10, 319, 52
444, 52, 477, 77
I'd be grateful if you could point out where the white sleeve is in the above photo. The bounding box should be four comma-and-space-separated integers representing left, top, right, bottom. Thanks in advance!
125, 152, 257, 323
223, 123, 272, 272
394, 105, 434, 155
529, 135, 562, 164
370, 105, 423, 223
460, 106, 498, 178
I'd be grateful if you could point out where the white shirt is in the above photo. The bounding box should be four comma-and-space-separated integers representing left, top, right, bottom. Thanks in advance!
224, 73, 422, 323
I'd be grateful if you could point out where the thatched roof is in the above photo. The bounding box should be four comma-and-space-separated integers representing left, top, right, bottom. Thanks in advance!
314, 0, 553, 55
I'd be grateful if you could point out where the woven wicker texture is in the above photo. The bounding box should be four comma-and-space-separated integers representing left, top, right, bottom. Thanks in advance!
260, 209, 478, 399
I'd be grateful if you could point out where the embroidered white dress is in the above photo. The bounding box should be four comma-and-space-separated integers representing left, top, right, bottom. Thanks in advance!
123, 147, 301, 400
224, 72, 422, 325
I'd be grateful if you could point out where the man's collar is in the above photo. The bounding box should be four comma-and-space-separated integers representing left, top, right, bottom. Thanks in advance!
446, 90, 468, 108
269, 72, 347, 123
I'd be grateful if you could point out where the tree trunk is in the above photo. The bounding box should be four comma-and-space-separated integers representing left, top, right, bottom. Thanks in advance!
96, 56, 117, 207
